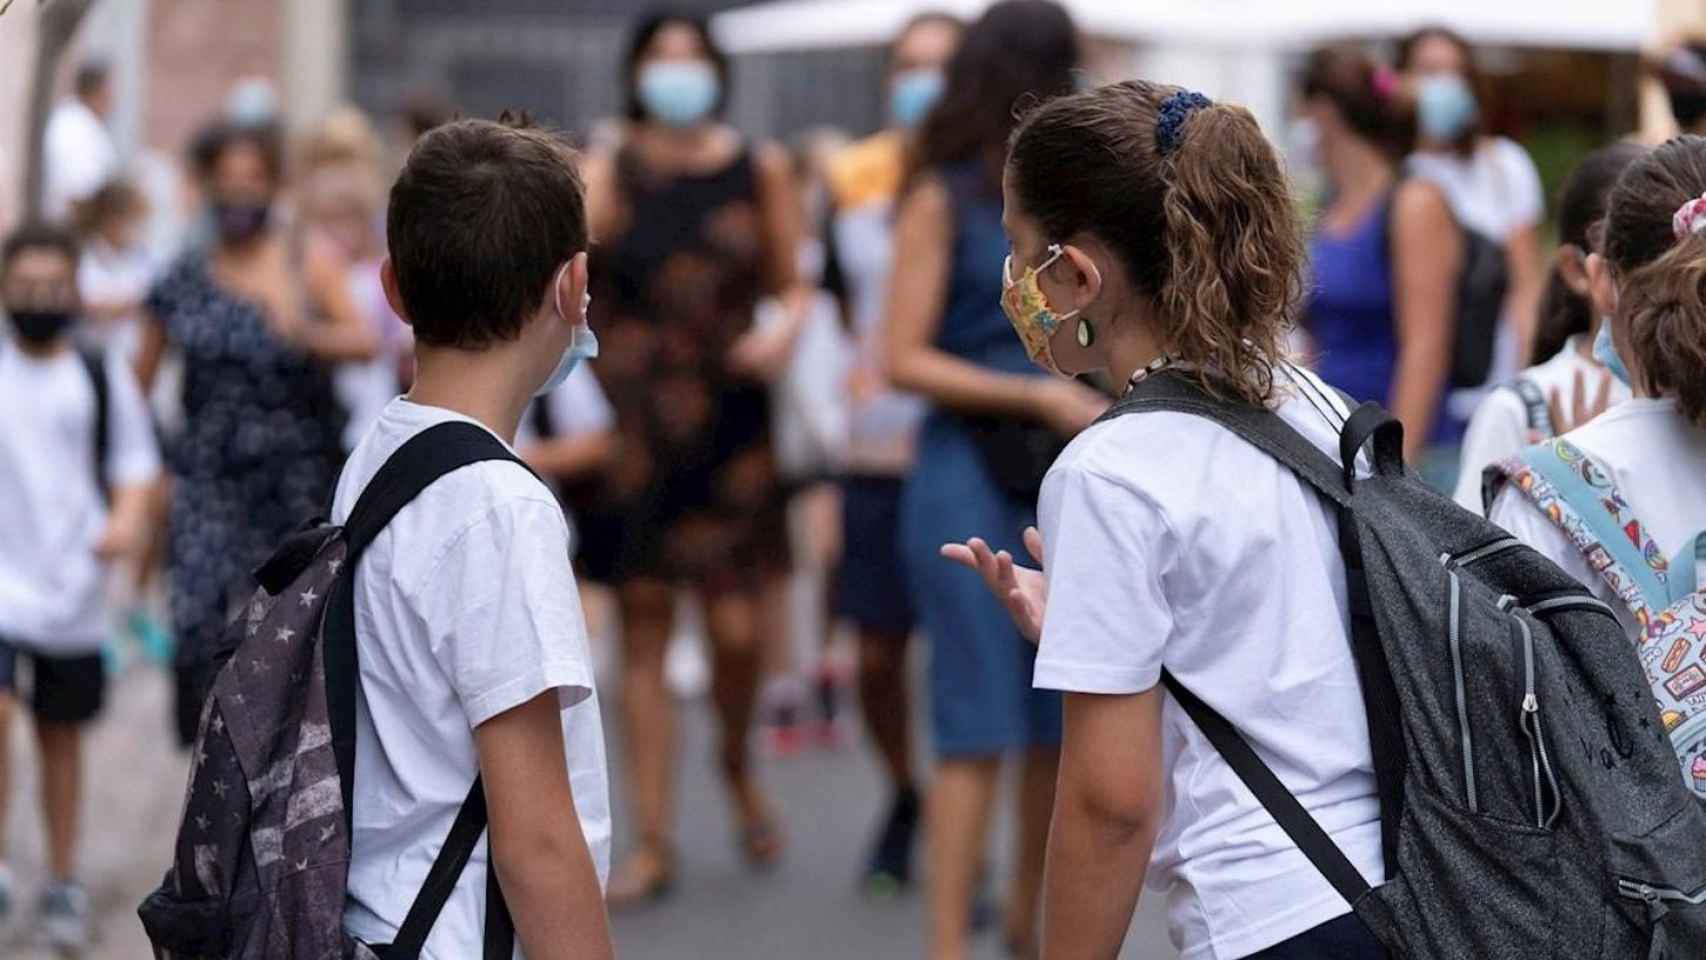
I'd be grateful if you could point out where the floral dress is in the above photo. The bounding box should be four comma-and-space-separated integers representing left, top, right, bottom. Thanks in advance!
145, 251, 344, 742
573, 147, 787, 591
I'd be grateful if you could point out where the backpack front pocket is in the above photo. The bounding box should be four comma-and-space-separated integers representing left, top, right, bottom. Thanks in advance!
1610, 802, 1706, 960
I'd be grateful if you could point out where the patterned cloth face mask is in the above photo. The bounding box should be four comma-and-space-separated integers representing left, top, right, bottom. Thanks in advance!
1001, 243, 1083, 376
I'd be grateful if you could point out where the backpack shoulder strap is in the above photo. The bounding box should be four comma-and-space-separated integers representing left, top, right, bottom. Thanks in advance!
1666, 531, 1706, 608
325, 420, 528, 960
78, 348, 111, 504
1504, 438, 1669, 622
1510, 377, 1554, 437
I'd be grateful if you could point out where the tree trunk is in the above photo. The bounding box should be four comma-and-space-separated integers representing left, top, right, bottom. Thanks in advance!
20, 0, 96, 223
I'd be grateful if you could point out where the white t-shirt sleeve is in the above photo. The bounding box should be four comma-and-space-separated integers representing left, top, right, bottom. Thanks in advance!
103, 352, 161, 489
1492, 138, 1544, 236
1453, 388, 1531, 513
1489, 485, 1602, 595
416, 495, 594, 729
1033, 462, 1175, 695
547, 365, 614, 437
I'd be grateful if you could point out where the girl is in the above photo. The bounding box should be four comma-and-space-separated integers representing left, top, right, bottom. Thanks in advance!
946, 81, 1388, 959
1490, 136, 1706, 641
882, 2, 1095, 955
1451, 142, 1645, 512
579, 10, 802, 901
1298, 46, 1463, 482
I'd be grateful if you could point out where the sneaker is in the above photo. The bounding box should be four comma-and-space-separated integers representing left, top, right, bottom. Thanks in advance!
39, 881, 90, 952
0, 864, 15, 933
862, 786, 921, 895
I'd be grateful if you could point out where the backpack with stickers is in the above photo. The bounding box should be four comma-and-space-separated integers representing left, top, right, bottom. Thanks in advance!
1492, 437, 1706, 797
138, 422, 521, 960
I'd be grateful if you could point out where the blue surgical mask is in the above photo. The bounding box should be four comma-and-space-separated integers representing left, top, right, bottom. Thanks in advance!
1416, 74, 1478, 142
889, 68, 943, 128
537, 265, 599, 397
1592, 318, 1632, 388
637, 61, 719, 128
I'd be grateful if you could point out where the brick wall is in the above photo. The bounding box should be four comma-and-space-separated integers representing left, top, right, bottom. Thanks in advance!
144, 0, 284, 157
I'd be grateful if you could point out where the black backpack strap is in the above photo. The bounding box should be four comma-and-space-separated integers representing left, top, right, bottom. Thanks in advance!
78, 348, 111, 504
1100, 371, 1403, 889
323, 420, 533, 960
1160, 669, 1373, 905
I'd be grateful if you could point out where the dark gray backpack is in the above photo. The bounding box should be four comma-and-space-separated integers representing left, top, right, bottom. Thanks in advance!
139, 422, 521, 960
1100, 371, 1706, 960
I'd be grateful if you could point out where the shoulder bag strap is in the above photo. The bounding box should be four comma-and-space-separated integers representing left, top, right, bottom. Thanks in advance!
325, 420, 533, 960
78, 348, 111, 504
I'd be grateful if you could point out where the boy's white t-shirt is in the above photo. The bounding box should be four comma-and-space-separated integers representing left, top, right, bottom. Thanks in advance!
1452, 336, 1631, 512
1032, 365, 1384, 960
77, 239, 156, 361
1490, 397, 1706, 638
333, 398, 610, 960
0, 339, 160, 651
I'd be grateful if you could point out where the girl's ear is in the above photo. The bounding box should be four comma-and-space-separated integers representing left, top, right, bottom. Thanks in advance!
1585, 251, 1618, 320
1057, 243, 1104, 315
1556, 244, 1591, 297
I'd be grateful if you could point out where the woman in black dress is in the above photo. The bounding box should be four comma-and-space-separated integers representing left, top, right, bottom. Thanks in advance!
580, 11, 803, 901
137, 121, 376, 744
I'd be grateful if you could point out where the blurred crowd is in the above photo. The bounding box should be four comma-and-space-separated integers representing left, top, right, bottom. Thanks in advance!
6, 1, 1706, 957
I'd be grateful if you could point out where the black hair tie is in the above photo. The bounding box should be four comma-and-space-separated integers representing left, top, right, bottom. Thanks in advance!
1156, 90, 1213, 156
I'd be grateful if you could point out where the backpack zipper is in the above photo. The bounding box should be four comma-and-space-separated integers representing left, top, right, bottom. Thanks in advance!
1445, 537, 1525, 569
1448, 571, 1478, 813
1617, 877, 1706, 909
1511, 609, 1561, 828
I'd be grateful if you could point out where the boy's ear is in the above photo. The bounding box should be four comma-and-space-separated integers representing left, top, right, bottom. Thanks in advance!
569, 251, 590, 317
380, 257, 412, 327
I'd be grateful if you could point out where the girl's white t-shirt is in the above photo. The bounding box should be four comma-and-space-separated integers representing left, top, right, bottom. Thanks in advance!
1033, 365, 1384, 960
1489, 397, 1706, 638
1452, 336, 1631, 512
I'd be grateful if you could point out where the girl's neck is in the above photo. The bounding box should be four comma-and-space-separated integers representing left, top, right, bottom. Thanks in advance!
1325, 135, 1396, 204
1102, 307, 1167, 389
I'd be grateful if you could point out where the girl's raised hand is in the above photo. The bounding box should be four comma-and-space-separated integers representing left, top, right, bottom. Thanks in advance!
940, 526, 1048, 643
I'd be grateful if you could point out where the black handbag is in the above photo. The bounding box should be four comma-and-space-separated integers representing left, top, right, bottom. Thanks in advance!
957, 414, 1066, 505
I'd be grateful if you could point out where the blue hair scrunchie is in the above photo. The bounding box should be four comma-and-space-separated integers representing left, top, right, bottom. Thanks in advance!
1156, 90, 1213, 156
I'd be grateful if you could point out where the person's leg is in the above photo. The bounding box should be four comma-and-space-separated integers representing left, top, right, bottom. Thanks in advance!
1005, 746, 1060, 957
703, 583, 782, 865
927, 756, 1001, 960
35, 722, 83, 881
856, 627, 914, 789
608, 577, 678, 903
30, 649, 104, 949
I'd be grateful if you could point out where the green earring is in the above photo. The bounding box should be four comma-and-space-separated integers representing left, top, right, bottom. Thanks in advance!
1076, 316, 1095, 348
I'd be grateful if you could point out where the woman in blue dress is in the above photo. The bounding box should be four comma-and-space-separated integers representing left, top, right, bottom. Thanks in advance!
882, 3, 1102, 955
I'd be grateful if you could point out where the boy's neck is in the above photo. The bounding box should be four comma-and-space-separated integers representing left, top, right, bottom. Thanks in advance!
407, 344, 535, 444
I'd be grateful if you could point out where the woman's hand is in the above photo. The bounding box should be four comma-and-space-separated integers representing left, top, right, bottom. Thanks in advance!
941, 526, 1048, 642
1036, 379, 1109, 438
1546, 367, 1614, 438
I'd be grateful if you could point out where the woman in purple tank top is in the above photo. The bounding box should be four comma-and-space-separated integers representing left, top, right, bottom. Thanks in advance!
1296, 47, 1462, 481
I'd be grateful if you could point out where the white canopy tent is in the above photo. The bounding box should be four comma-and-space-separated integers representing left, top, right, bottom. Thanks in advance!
711, 0, 1656, 55
712, 0, 1656, 145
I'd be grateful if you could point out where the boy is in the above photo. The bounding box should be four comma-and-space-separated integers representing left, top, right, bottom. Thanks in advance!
336, 117, 613, 958
0, 223, 160, 948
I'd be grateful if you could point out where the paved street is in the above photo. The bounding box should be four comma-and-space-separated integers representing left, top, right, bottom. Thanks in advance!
2, 650, 1175, 959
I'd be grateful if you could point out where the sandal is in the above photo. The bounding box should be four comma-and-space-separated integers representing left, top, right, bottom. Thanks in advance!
607, 845, 676, 907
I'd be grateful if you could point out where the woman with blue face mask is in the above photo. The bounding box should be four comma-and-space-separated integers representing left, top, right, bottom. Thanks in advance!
1399, 27, 1548, 372
578, 9, 804, 904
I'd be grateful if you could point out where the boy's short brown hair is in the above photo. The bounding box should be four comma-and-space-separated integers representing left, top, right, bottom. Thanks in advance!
386, 115, 587, 348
